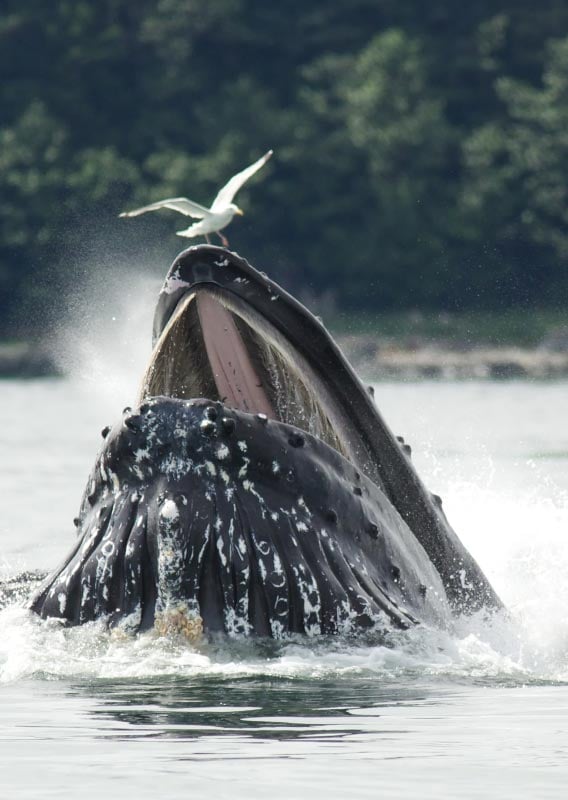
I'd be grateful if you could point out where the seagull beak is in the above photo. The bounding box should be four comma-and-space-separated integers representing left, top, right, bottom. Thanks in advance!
235, 207, 244, 216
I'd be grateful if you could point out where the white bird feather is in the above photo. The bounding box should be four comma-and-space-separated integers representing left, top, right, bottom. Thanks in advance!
119, 150, 273, 246
119, 197, 211, 219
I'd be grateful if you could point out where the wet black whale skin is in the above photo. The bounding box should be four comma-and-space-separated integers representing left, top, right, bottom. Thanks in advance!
30, 398, 452, 635
30, 246, 502, 635
153, 246, 502, 615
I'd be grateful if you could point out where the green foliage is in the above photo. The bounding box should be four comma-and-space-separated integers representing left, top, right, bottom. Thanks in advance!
462, 35, 568, 305
341, 31, 459, 301
1, 1, 567, 335
464, 37, 568, 254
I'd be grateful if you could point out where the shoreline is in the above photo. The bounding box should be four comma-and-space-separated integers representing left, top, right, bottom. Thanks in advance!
0, 343, 60, 379
2, 337, 568, 381
336, 335, 568, 381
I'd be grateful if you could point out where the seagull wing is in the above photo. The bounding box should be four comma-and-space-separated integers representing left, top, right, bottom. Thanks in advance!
210, 150, 273, 212
119, 197, 211, 219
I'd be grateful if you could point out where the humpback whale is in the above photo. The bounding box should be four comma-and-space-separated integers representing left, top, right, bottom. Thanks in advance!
30, 246, 502, 638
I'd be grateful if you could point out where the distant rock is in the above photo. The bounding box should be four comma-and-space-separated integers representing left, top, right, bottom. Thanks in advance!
335, 335, 568, 380
0, 342, 60, 378
539, 326, 568, 353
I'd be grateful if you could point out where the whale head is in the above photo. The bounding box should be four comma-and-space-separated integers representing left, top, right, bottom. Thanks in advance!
30, 246, 501, 636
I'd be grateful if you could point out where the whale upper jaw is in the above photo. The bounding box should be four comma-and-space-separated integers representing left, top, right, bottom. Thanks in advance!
140, 246, 502, 616
140, 245, 382, 487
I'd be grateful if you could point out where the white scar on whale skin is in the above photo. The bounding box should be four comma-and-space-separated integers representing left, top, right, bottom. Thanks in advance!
131, 464, 144, 481
220, 516, 248, 636
134, 447, 151, 463
241, 479, 269, 520
64, 530, 98, 587
219, 469, 233, 503
249, 530, 288, 634
216, 534, 227, 567
106, 470, 120, 493
297, 496, 313, 519
216, 444, 230, 460
162, 270, 189, 295
270, 551, 287, 590
80, 582, 91, 612
160, 453, 194, 482
225, 522, 252, 637
291, 563, 322, 637
160, 499, 179, 522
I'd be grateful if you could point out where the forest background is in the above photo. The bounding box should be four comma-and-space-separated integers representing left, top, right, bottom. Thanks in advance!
1, 1, 567, 340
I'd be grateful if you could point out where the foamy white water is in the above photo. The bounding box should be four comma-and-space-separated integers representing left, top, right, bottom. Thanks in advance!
1, 303, 567, 797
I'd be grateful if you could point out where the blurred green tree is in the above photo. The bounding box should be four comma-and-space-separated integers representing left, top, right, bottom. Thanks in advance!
0, 1, 567, 334
462, 35, 568, 305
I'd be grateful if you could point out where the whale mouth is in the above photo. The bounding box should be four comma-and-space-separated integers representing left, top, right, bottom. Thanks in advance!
28, 246, 503, 632
139, 286, 351, 462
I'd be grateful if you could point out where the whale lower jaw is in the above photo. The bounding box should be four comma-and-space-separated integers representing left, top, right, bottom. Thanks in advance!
30, 398, 452, 638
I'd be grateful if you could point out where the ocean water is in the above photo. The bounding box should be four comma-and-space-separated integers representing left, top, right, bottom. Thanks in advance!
1, 363, 568, 796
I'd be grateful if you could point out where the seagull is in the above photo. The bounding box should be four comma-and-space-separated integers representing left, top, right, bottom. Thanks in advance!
119, 150, 273, 246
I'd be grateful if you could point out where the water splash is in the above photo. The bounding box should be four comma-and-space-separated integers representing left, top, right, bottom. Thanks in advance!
4, 283, 568, 690
1, 595, 566, 687
50, 263, 162, 410
2, 398, 567, 686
